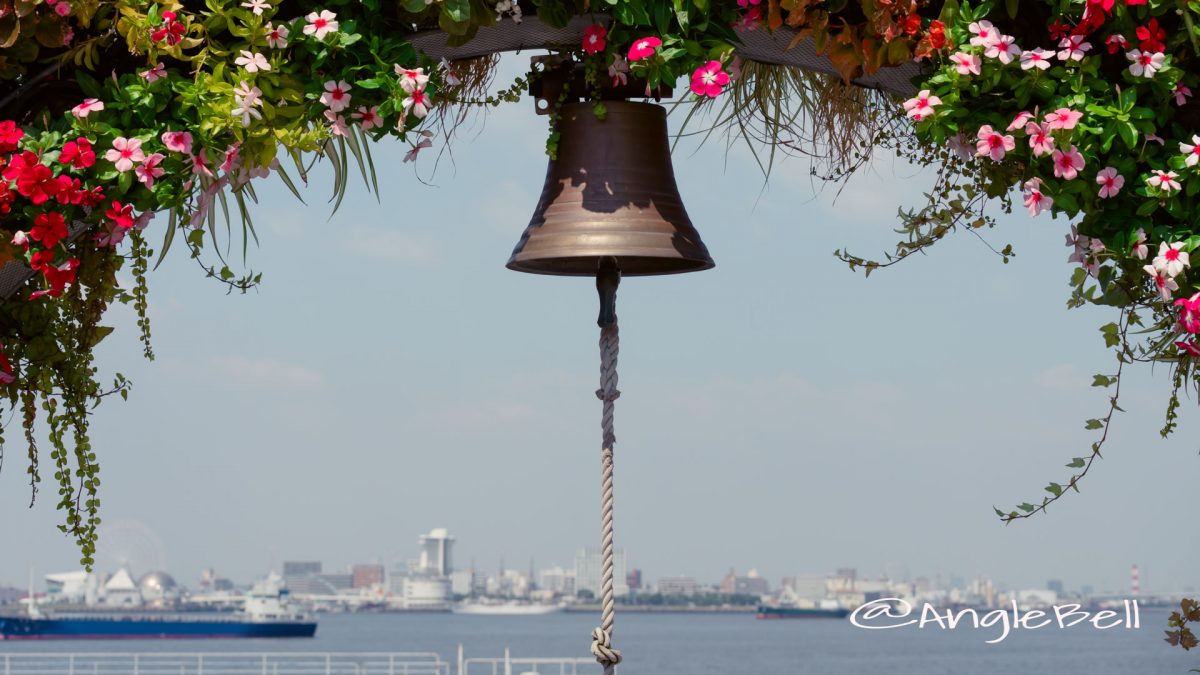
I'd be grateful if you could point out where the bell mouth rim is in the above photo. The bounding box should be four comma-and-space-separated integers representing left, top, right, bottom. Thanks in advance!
506, 256, 715, 277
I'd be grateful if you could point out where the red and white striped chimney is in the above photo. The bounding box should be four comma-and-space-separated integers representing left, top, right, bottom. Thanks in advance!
1131, 564, 1140, 596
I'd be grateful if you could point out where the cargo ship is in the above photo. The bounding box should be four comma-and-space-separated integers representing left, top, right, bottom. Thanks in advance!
0, 574, 316, 640
756, 604, 850, 619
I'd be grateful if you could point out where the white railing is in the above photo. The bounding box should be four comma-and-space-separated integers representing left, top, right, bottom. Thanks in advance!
458, 648, 597, 675
0, 652, 449, 675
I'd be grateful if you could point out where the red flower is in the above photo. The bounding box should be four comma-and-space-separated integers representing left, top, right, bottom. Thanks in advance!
1048, 20, 1071, 41
899, 14, 921, 36
31, 258, 80, 300
627, 36, 662, 61
0, 120, 23, 154
583, 25, 606, 55
1105, 33, 1128, 54
28, 249, 56, 272
152, 11, 186, 45
60, 138, 95, 169
76, 185, 105, 208
0, 188, 13, 215
928, 20, 947, 50
105, 200, 135, 230
2, 151, 63, 205
30, 212, 68, 248
0, 342, 14, 385
1136, 18, 1165, 53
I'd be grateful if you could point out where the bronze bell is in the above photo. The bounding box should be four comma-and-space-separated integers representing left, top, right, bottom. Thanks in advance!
507, 101, 715, 276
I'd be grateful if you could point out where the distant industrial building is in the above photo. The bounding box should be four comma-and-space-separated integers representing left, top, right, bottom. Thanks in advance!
540, 567, 576, 597
575, 548, 628, 598
352, 564, 385, 589
719, 569, 769, 596
626, 569, 642, 592
656, 576, 698, 596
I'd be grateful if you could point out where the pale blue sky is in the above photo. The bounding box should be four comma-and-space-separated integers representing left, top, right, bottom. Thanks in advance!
2, 55, 1197, 594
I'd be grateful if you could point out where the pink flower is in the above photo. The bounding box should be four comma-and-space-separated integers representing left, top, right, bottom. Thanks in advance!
974, 125, 1014, 161
401, 87, 431, 119
1025, 122, 1055, 157
1175, 83, 1193, 107
968, 20, 999, 47
161, 130, 193, 154
394, 66, 428, 94
140, 63, 166, 82
1147, 170, 1181, 193
1153, 241, 1190, 278
351, 105, 382, 131
608, 55, 629, 87
234, 50, 271, 73
1127, 49, 1164, 78
11, 230, 27, 247
404, 137, 433, 163
1023, 178, 1053, 216
1006, 111, 1034, 132
985, 35, 1020, 64
323, 109, 349, 137
1052, 145, 1085, 180
690, 61, 729, 98
190, 149, 214, 178
1176, 292, 1200, 333
1044, 108, 1083, 131
1020, 48, 1054, 70
105, 137, 145, 172
319, 80, 352, 112
1146, 132, 1166, 145
303, 10, 338, 40
1180, 135, 1200, 168
946, 133, 973, 161
265, 23, 289, 49
1057, 35, 1091, 61
949, 52, 981, 76
1132, 228, 1148, 260
1095, 167, 1124, 199
627, 37, 662, 61
583, 24, 606, 55
903, 90, 941, 121
71, 98, 104, 118
1146, 264, 1180, 301
220, 143, 241, 174
135, 153, 165, 189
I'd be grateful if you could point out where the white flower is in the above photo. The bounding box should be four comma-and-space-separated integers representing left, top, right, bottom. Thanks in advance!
1180, 135, 1200, 168
1153, 241, 1190, 278
241, 0, 269, 15
949, 52, 981, 76
401, 87, 432, 119
1020, 48, 1054, 70
439, 58, 461, 87
1145, 264, 1180, 301
1146, 170, 1181, 193
985, 35, 1020, 64
394, 66, 429, 94
1132, 228, 1148, 261
968, 20, 999, 48
303, 10, 338, 40
234, 50, 270, 73
232, 81, 264, 127
1127, 50, 1164, 78
1056, 35, 1091, 62
319, 80, 352, 113
265, 23, 289, 49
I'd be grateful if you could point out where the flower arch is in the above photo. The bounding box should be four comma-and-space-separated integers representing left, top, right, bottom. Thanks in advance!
1, 0, 1198, 649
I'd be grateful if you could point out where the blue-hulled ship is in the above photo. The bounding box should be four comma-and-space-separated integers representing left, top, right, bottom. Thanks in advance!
0, 575, 316, 640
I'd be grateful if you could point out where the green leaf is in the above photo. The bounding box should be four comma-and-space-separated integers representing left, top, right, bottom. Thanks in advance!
1066, 457, 1086, 468
443, 0, 470, 22
1084, 418, 1104, 430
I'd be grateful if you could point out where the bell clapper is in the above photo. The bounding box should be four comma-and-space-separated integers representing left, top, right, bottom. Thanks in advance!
596, 258, 620, 328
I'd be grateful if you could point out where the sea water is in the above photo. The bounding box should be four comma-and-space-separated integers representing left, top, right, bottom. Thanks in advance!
0, 610, 1193, 674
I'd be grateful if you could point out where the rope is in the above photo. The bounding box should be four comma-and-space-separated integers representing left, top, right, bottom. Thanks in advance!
591, 320, 621, 674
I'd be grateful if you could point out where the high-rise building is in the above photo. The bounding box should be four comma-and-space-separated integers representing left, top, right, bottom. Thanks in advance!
539, 567, 576, 596
574, 548, 628, 598
418, 529, 454, 577
352, 564, 385, 589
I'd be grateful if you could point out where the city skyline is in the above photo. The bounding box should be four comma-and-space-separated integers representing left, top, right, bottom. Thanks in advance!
1, 54, 1195, 599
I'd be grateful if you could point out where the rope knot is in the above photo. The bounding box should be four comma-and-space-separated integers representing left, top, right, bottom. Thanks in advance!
595, 388, 621, 402
590, 627, 622, 668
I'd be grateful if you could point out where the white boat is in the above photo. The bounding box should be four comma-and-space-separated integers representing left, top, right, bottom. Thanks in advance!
451, 601, 565, 616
